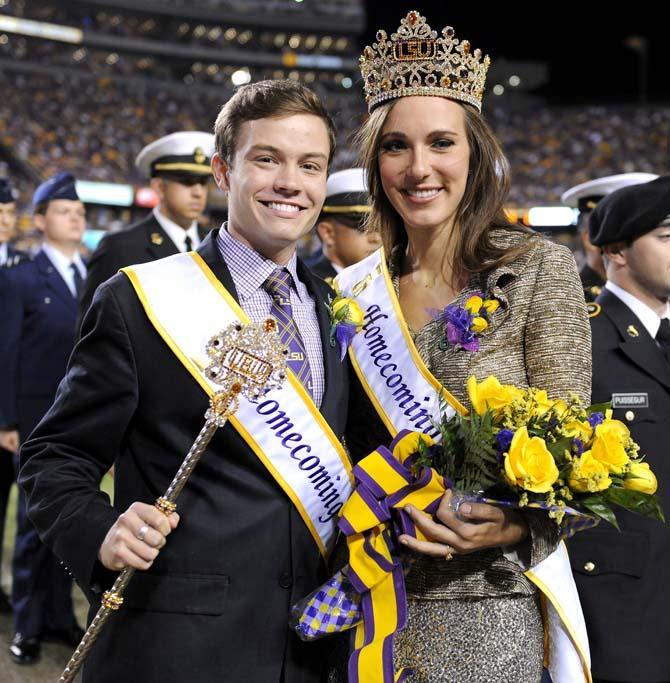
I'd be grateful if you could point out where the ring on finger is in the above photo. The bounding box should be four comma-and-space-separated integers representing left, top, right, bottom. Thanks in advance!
444, 545, 455, 561
137, 524, 150, 543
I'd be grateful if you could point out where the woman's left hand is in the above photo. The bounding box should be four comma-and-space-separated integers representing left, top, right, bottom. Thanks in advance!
398, 490, 529, 559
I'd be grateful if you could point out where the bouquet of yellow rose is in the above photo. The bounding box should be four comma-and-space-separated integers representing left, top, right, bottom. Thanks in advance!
417, 375, 664, 529
289, 375, 664, 651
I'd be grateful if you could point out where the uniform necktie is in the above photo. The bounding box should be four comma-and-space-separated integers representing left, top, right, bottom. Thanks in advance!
656, 318, 670, 363
184, 235, 193, 252
262, 269, 313, 396
70, 263, 83, 298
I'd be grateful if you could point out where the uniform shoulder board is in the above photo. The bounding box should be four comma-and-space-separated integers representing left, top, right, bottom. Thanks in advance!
3, 253, 29, 268
587, 302, 602, 319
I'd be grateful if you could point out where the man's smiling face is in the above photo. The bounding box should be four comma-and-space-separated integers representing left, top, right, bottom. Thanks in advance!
213, 113, 331, 263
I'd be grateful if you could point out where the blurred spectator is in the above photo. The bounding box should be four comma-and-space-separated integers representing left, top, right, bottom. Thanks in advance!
0, 36, 668, 212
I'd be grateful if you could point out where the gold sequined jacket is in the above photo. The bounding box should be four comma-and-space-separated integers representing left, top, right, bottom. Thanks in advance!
347, 227, 592, 599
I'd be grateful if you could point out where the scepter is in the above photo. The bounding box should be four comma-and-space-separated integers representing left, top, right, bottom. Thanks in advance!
59, 319, 288, 682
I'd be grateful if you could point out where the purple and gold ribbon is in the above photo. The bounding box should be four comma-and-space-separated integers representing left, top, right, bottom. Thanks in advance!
338, 429, 597, 682
339, 430, 443, 683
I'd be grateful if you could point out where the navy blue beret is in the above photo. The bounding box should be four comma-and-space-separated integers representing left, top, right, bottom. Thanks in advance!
589, 176, 670, 246
32, 172, 79, 208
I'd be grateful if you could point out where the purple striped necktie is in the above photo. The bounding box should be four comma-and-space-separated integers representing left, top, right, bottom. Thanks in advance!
262, 268, 314, 396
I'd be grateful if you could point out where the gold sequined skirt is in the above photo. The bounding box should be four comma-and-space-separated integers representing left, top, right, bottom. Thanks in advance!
328, 594, 544, 683
395, 595, 544, 682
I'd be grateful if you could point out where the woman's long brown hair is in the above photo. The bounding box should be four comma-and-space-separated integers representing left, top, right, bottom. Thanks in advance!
356, 100, 534, 282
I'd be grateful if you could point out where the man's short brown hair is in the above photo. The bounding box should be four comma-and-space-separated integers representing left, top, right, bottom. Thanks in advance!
214, 79, 336, 165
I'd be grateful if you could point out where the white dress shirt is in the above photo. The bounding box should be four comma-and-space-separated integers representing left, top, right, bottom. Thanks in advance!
42, 242, 86, 298
42, 243, 86, 298
153, 207, 200, 252
605, 280, 670, 339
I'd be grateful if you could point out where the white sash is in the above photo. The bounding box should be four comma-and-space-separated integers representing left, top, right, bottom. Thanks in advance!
527, 543, 592, 683
334, 249, 467, 439
123, 252, 353, 558
335, 248, 592, 683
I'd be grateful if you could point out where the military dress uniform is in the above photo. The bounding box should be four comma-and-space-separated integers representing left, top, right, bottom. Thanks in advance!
579, 263, 604, 303
570, 289, 670, 682
309, 168, 373, 285
78, 131, 214, 324
0, 173, 85, 663
308, 253, 338, 283
562, 173, 658, 303
568, 176, 670, 683
0, 176, 27, 613
78, 212, 210, 323
0, 243, 28, 268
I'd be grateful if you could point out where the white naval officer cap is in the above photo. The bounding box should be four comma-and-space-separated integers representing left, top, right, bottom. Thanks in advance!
135, 131, 215, 180
561, 172, 659, 212
322, 168, 370, 216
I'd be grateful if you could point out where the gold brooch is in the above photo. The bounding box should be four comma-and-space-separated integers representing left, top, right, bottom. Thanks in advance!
151, 232, 164, 246
627, 325, 639, 338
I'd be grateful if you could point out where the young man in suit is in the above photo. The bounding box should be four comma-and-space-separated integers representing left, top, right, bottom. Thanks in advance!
568, 175, 670, 683
0, 171, 86, 663
310, 167, 380, 284
78, 131, 214, 324
19, 80, 352, 683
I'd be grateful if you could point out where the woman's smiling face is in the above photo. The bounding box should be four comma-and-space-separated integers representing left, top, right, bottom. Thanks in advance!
378, 96, 470, 236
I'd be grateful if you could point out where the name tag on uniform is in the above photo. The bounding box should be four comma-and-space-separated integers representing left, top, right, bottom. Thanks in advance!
611, 392, 649, 408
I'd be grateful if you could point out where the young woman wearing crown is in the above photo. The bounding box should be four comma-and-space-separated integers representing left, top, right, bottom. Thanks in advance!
334, 11, 593, 683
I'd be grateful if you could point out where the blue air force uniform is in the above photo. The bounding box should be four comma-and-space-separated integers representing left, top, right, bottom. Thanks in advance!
0, 173, 83, 656
0, 176, 26, 613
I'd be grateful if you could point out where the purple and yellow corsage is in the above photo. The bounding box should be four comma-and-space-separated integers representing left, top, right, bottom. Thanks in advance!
440, 293, 500, 352
328, 296, 365, 360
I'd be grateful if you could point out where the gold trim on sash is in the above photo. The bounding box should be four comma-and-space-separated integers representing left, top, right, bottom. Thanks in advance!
123, 266, 212, 396
526, 562, 592, 683
122, 253, 353, 558
378, 252, 467, 416
348, 350, 396, 437
337, 248, 466, 439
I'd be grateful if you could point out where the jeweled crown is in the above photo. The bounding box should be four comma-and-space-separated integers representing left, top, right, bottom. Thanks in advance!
359, 11, 491, 113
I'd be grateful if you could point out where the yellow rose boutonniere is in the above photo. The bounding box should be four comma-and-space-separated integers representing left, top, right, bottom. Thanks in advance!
464, 295, 483, 314
328, 296, 365, 361
439, 292, 501, 352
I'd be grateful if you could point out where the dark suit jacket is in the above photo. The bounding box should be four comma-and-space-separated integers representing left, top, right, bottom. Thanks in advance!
308, 255, 337, 284
77, 213, 208, 328
0, 249, 78, 436
19, 231, 350, 683
568, 289, 670, 682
